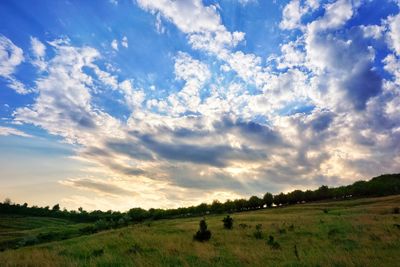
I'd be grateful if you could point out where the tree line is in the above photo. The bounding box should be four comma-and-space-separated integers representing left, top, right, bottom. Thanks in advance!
1, 173, 399, 224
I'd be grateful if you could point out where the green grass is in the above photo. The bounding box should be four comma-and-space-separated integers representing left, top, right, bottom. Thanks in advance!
0, 215, 90, 251
1, 195, 400, 266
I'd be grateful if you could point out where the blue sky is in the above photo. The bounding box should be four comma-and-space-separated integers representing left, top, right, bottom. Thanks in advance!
0, 0, 399, 211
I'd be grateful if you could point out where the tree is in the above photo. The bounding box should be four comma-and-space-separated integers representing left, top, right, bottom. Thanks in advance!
223, 199, 235, 213
248, 196, 263, 209
263, 192, 273, 207
193, 218, 211, 241
211, 200, 223, 213
222, 215, 233, 229
52, 204, 60, 211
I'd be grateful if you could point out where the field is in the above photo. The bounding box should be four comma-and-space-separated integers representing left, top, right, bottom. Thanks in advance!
0, 195, 399, 267
0, 216, 90, 251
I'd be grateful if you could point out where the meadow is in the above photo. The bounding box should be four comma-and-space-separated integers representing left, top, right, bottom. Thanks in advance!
0, 195, 399, 267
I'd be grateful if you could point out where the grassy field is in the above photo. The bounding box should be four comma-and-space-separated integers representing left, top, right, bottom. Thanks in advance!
0, 215, 90, 251
0, 195, 399, 267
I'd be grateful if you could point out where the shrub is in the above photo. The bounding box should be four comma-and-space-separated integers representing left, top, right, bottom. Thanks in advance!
92, 248, 104, 257
79, 225, 97, 235
194, 218, 211, 242
267, 235, 281, 250
294, 244, 299, 260
222, 215, 233, 229
323, 208, 329, 214
128, 244, 142, 254
393, 207, 399, 214
94, 219, 110, 231
18, 236, 39, 247
253, 224, 263, 239
37, 232, 58, 242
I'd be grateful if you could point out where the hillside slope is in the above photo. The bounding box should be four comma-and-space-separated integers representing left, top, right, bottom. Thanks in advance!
1, 195, 399, 267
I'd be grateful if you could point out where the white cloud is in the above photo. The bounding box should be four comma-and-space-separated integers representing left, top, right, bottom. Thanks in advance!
30, 37, 46, 58
0, 126, 33, 138
309, 0, 354, 32
238, 0, 258, 6
0, 35, 31, 94
137, 0, 222, 33
360, 24, 385, 39
121, 36, 128, 48
119, 80, 145, 110
111, 39, 118, 51
280, 0, 307, 30
155, 12, 166, 34
163, 52, 211, 113
137, 0, 245, 54
30, 37, 46, 71
14, 42, 123, 145
277, 40, 306, 69
0, 35, 24, 77
386, 13, 400, 55
383, 54, 400, 85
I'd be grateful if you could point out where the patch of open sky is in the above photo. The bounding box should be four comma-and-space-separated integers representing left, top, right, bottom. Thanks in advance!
219, 0, 284, 58
0, 83, 35, 119
0, 132, 75, 156
278, 103, 315, 116
350, 0, 399, 27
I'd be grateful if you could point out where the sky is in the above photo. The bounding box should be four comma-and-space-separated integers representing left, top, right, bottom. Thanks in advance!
0, 0, 399, 211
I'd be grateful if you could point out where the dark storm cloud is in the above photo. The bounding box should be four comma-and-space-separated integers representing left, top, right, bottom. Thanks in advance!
106, 140, 154, 160
215, 117, 284, 145
342, 64, 382, 111
138, 134, 267, 167
310, 112, 334, 132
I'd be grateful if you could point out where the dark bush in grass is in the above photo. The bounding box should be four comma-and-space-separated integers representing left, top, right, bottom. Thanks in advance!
253, 224, 263, 239
328, 228, 340, 237
288, 224, 295, 231
294, 244, 299, 260
79, 225, 97, 235
37, 232, 59, 242
323, 208, 329, 214
393, 207, 399, 214
278, 228, 286, 234
92, 248, 104, 257
193, 218, 211, 242
128, 244, 142, 254
267, 235, 281, 250
94, 219, 110, 231
222, 215, 233, 229
18, 236, 39, 247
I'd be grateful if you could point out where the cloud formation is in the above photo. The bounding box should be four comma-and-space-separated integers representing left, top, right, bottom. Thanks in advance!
1, 0, 400, 210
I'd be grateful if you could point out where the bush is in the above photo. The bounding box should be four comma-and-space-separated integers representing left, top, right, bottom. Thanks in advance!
267, 235, 281, 250
194, 218, 211, 242
79, 225, 97, 235
94, 219, 110, 231
278, 228, 286, 234
92, 248, 104, 257
253, 224, 263, 239
128, 244, 142, 254
18, 236, 39, 247
393, 207, 399, 214
222, 215, 233, 229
